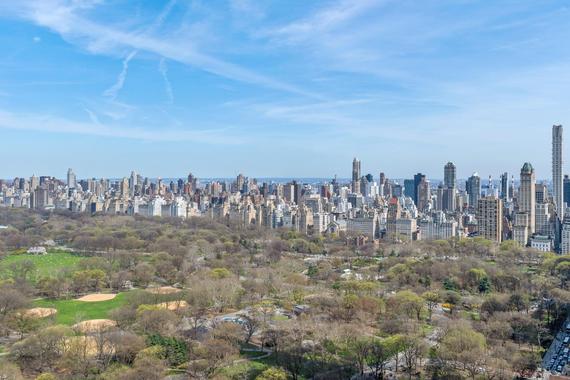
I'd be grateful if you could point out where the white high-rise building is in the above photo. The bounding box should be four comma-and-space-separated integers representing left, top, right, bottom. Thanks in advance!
66, 168, 76, 189
519, 162, 536, 236
553, 124, 564, 218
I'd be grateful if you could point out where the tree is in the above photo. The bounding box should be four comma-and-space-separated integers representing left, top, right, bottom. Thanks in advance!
556, 261, 570, 288
7, 312, 41, 339
400, 335, 426, 379
347, 337, 371, 376
256, 367, 288, 380
442, 290, 461, 315
185, 287, 212, 339
240, 313, 261, 345
367, 339, 396, 380
507, 293, 529, 313
136, 307, 178, 336
117, 355, 166, 380
0, 288, 29, 318
466, 268, 487, 289
437, 322, 487, 379
391, 290, 424, 320
210, 322, 245, 348
8, 260, 36, 283
10, 325, 73, 371
422, 291, 440, 321
188, 338, 238, 378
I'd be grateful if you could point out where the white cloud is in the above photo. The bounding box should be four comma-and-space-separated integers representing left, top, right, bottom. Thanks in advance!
0, 109, 242, 144
266, 0, 384, 42
8, 1, 319, 98
159, 58, 174, 104
103, 50, 137, 100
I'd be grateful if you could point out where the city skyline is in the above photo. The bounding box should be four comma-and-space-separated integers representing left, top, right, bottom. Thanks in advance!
0, 1, 569, 177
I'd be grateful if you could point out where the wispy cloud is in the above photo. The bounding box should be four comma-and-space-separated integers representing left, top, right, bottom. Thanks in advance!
0, 109, 242, 144
159, 58, 174, 104
264, 0, 385, 43
103, 50, 137, 100
7, 1, 319, 98
83, 107, 101, 125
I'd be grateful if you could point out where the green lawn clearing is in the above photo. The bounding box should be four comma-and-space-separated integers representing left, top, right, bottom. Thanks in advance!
0, 250, 84, 281
33, 292, 129, 325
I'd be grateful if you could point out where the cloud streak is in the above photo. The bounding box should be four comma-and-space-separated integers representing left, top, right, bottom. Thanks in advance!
103, 50, 137, 100
9, 1, 319, 98
159, 58, 174, 104
0, 109, 242, 144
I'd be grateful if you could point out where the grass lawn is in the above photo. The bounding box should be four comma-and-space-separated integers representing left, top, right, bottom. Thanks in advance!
33, 292, 129, 325
0, 250, 84, 281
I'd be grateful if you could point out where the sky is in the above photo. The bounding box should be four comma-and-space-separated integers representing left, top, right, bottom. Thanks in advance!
0, 0, 569, 180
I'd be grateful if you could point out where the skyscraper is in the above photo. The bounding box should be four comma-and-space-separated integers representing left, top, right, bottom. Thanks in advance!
519, 162, 536, 235
444, 162, 456, 189
417, 177, 430, 211
66, 168, 76, 189
352, 158, 361, 194
500, 172, 509, 201
413, 173, 426, 206
564, 175, 570, 212
466, 173, 481, 208
477, 196, 503, 242
553, 124, 564, 218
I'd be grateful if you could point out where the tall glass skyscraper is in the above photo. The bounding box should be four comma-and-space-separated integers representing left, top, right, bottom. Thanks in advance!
553, 124, 564, 218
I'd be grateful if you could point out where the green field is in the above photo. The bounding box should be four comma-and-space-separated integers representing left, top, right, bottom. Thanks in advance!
0, 250, 84, 281
33, 292, 129, 325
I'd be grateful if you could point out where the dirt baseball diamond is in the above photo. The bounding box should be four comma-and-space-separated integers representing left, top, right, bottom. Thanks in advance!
76, 293, 117, 302
73, 319, 117, 333
25, 307, 57, 318
146, 286, 182, 295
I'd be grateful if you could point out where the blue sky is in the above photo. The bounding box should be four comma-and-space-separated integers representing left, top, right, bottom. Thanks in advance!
0, 0, 569, 180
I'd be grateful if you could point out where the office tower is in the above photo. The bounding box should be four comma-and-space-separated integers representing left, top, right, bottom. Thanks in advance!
404, 179, 415, 200
519, 162, 536, 235
435, 185, 444, 211
443, 187, 456, 212
236, 173, 245, 193
413, 173, 426, 206
352, 157, 361, 194
283, 183, 295, 203
392, 183, 402, 197
466, 173, 481, 208
417, 177, 430, 211
293, 181, 303, 204
535, 202, 553, 236
443, 162, 457, 212
379, 172, 386, 187
444, 162, 456, 189
513, 212, 530, 246
187, 173, 197, 194
67, 168, 76, 189
120, 177, 129, 197
535, 183, 547, 204
560, 174, 570, 209
30, 175, 39, 191
477, 196, 503, 242
553, 124, 564, 217
500, 172, 509, 201
129, 171, 137, 195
